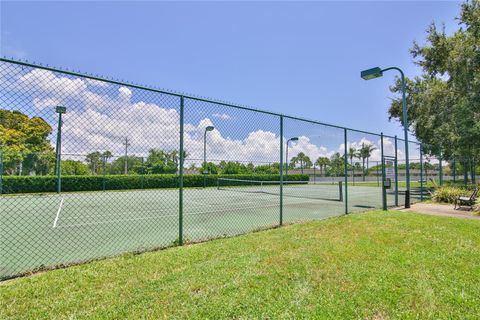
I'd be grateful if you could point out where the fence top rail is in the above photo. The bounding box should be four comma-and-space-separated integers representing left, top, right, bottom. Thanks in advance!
1, 57, 417, 142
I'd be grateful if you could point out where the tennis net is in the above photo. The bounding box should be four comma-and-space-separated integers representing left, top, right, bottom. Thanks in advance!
217, 178, 343, 201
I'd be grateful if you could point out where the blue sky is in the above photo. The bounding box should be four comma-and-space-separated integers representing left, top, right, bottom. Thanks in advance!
1, 1, 460, 159
0, 2, 459, 162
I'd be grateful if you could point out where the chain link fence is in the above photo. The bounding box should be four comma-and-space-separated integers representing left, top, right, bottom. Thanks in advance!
0, 58, 477, 279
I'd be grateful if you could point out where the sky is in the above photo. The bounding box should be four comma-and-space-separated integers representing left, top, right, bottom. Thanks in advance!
0, 1, 460, 164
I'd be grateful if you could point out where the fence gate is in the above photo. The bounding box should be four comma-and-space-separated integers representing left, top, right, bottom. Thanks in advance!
382, 155, 399, 208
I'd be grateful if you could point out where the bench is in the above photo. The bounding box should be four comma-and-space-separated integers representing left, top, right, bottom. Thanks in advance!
454, 187, 479, 210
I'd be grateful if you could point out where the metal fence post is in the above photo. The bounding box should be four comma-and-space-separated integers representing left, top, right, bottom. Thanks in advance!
0, 145, 3, 194
178, 96, 185, 246
381, 133, 386, 210
420, 145, 424, 201
344, 128, 348, 214
141, 157, 145, 189
439, 149, 443, 186
313, 164, 316, 184
394, 136, 398, 207
102, 155, 106, 191
453, 157, 456, 183
279, 116, 284, 225
473, 159, 476, 184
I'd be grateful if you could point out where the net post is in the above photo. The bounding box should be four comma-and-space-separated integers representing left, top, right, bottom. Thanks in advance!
279, 115, 284, 226
344, 128, 348, 214
394, 135, 398, 207
178, 96, 185, 246
339, 181, 343, 202
381, 133, 387, 210
420, 145, 424, 201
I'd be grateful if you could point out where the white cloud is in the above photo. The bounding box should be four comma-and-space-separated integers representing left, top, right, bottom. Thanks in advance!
118, 86, 132, 101
12, 68, 409, 166
212, 113, 232, 120
33, 98, 61, 111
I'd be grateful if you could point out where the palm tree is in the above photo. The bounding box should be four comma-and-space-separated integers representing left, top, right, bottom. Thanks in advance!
348, 146, 359, 183
101, 151, 113, 176
315, 157, 330, 177
85, 151, 102, 175
102, 150, 113, 162
294, 152, 311, 174
364, 144, 376, 178
359, 143, 376, 181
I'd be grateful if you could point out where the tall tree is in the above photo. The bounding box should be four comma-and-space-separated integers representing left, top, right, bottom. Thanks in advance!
360, 143, 376, 181
291, 152, 311, 174
348, 146, 359, 181
388, 1, 480, 179
0, 109, 54, 175
85, 151, 102, 175
315, 157, 330, 177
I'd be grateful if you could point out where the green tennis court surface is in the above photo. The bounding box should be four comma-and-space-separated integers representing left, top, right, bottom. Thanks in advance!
0, 183, 422, 278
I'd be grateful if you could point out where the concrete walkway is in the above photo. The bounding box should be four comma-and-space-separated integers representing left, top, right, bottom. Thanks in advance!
399, 203, 480, 220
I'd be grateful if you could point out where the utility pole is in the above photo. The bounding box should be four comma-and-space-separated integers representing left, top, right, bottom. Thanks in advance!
123, 137, 130, 174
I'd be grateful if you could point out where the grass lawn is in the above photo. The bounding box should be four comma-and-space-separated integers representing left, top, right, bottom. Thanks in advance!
1, 210, 480, 319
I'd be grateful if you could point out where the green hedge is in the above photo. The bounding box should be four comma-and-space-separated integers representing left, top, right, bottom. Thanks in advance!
1, 174, 309, 194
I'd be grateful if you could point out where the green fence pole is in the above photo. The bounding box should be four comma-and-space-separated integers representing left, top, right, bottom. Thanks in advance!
439, 150, 443, 186
0, 145, 3, 194
453, 158, 456, 183
102, 155, 106, 191
420, 145, 424, 201
178, 96, 185, 246
394, 136, 399, 206
376, 161, 379, 187
473, 159, 476, 184
470, 158, 475, 184
279, 115, 284, 225
381, 133, 386, 210
344, 128, 348, 214
141, 157, 145, 189
313, 164, 316, 184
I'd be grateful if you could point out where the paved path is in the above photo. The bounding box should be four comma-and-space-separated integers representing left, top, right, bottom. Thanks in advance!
399, 203, 480, 220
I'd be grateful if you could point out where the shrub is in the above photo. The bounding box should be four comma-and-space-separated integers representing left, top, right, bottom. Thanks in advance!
431, 186, 475, 204
1, 173, 309, 194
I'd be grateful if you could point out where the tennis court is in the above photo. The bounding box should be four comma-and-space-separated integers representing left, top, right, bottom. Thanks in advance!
1, 181, 416, 278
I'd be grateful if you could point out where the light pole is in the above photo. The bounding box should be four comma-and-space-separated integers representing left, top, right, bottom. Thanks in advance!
286, 137, 298, 176
361, 66, 410, 208
203, 126, 214, 187
55, 106, 67, 194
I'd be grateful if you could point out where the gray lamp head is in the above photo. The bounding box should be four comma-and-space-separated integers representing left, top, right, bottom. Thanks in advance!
55, 106, 67, 114
361, 67, 383, 80
206, 126, 215, 131
290, 137, 299, 142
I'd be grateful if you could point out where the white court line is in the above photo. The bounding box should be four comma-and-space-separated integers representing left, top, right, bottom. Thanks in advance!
57, 202, 283, 228
52, 197, 65, 228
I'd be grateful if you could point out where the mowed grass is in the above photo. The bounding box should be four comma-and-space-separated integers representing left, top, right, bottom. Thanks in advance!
2, 210, 480, 319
